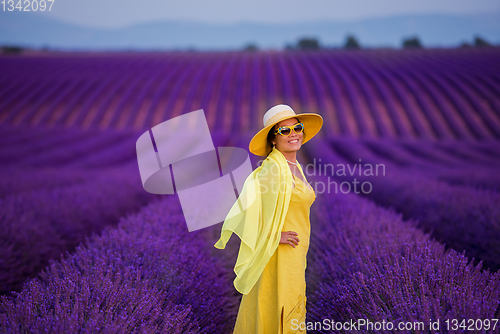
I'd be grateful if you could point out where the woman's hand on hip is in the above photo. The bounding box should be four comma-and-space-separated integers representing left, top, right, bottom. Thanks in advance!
280, 231, 299, 248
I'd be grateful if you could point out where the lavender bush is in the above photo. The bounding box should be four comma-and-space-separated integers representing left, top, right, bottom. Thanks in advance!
0, 167, 159, 296
305, 178, 500, 334
0, 197, 236, 333
0, 47, 499, 333
305, 139, 500, 272
0, 166, 94, 199
1, 50, 499, 140
365, 138, 500, 192
335, 136, 500, 192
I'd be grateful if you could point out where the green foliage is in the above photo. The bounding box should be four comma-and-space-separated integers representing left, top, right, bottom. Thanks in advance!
243, 42, 258, 51
1, 45, 24, 55
474, 35, 492, 47
402, 36, 422, 49
285, 37, 321, 51
296, 37, 320, 50
343, 34, 360, 49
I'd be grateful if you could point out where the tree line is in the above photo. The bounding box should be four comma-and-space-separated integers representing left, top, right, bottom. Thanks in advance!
1, 34, 496, 54
243, 34, 497, 51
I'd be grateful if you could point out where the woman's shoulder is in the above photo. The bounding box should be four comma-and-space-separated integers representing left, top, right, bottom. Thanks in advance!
256, 154, 278, 169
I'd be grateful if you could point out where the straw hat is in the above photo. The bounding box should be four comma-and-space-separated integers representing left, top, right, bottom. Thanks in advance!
249, 104, 323, 156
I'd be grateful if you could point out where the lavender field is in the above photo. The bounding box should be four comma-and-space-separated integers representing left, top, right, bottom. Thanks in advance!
1, 48, 500, 333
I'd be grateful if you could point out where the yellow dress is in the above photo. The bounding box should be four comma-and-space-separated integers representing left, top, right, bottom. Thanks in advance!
233, 173, 316, 334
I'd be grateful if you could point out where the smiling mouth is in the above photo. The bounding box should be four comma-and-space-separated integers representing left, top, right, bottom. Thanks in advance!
288, 139, 299, 144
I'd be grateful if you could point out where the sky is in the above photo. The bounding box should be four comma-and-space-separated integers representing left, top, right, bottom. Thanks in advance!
36, 0, 500, 29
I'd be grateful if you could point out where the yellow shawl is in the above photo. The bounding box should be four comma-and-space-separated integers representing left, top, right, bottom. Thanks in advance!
214, 147, 296, 295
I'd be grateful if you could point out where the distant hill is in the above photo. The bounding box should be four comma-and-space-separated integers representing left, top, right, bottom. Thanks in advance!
0, 10, 499, 50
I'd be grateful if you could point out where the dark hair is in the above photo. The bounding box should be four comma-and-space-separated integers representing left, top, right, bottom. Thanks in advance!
266, 125, 276, 157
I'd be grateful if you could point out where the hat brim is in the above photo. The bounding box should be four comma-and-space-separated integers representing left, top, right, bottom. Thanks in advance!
249, 113, 323, 156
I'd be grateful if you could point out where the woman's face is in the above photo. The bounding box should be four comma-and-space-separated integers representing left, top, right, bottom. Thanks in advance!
271, 117, 303, 153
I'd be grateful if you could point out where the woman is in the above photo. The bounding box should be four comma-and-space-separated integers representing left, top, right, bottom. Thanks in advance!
214, 104, 323, 333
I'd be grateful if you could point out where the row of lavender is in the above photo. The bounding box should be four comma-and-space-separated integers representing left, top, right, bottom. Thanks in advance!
0, 127, 232, 298
0, 197, 238, 333
1, 124, 499, 296
0, 126, 140, 172
339, 136, 500, 192
0, 126, 143, 297
0, 165, 161, 297
1, 124, 499, 174
1, 125, 499, 331
0, 124, 242, 331
305, 177, 500, 333
1, 49, 499, 139
2, 163, 499, 333
215, 133, 499, 332
303, 139, 500, 273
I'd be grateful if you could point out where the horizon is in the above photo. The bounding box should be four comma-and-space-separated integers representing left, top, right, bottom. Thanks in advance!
1, 1, 499, 51
23, 0, 500, 29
